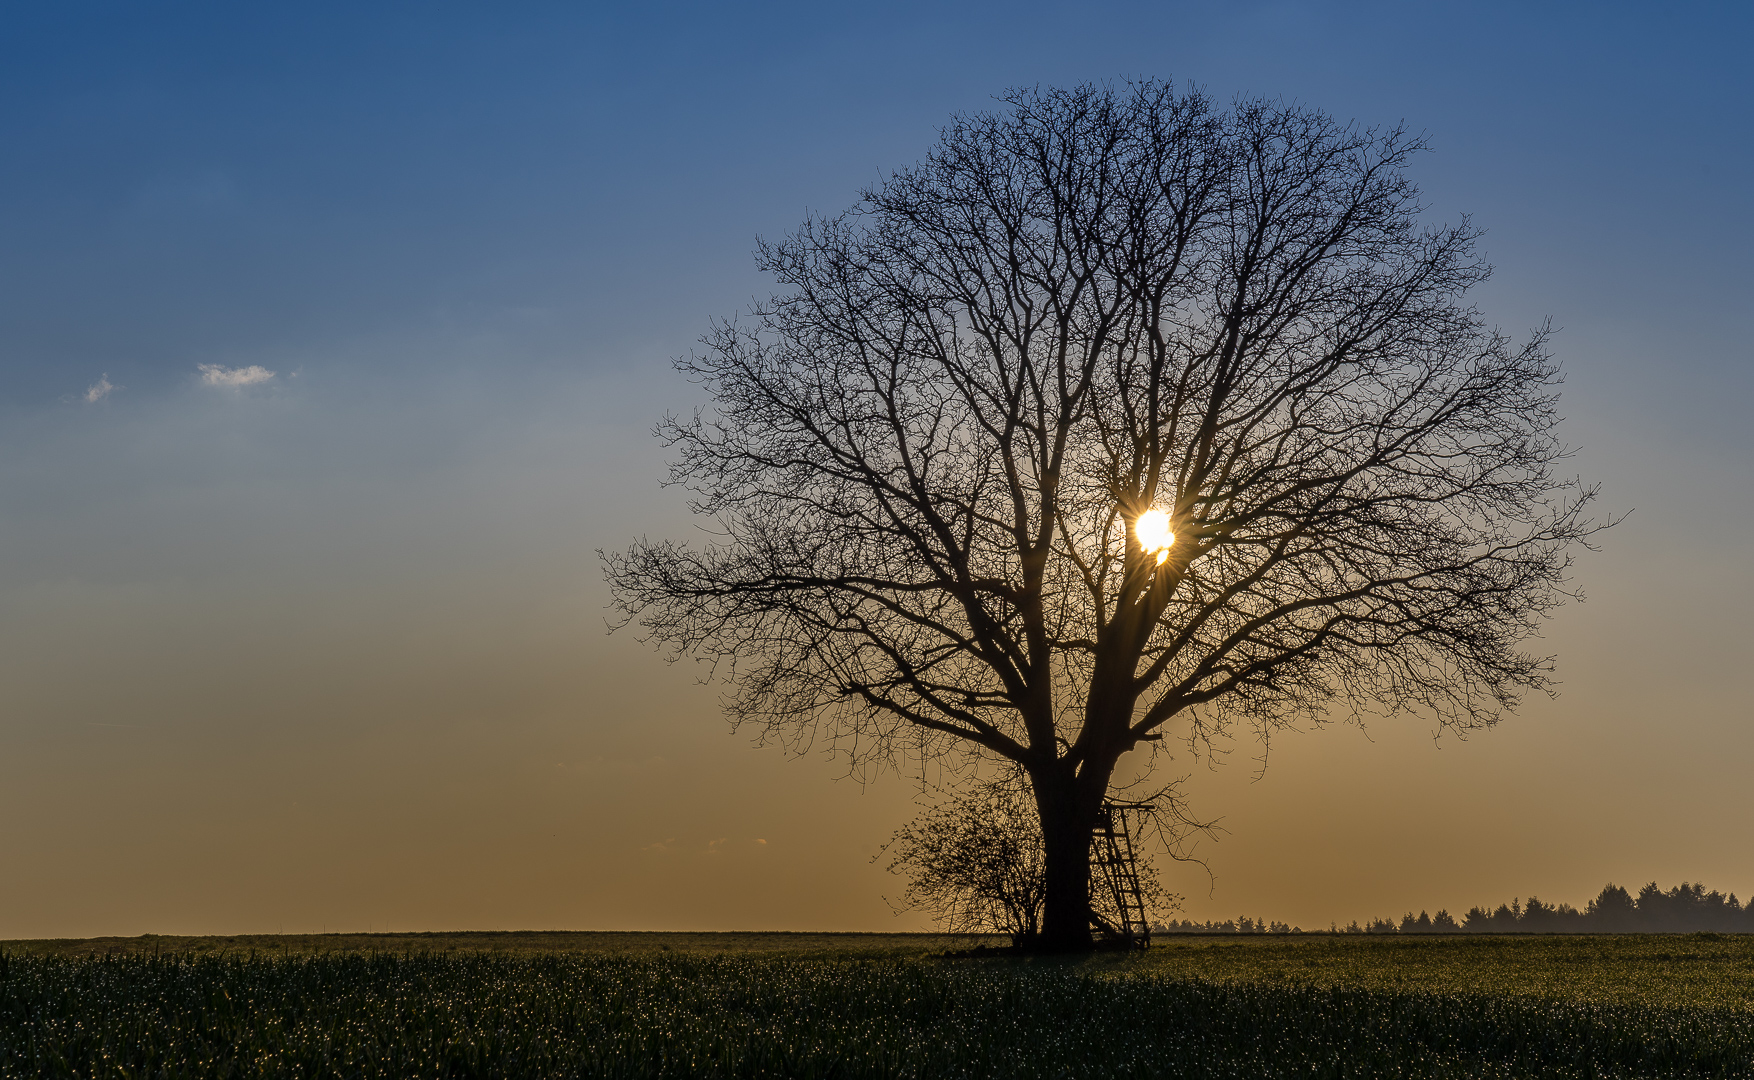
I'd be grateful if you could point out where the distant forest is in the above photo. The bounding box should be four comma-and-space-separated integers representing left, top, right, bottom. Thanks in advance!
1155, 882, 1754, 935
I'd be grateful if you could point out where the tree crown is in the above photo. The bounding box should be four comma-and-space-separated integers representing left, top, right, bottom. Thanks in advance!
605, 81, 1597, 785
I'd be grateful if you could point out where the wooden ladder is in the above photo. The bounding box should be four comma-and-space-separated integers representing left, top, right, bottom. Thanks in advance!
1090, 801, 1151, 947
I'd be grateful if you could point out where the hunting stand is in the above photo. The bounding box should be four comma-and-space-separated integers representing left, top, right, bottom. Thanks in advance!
1089, 800, 1153, 948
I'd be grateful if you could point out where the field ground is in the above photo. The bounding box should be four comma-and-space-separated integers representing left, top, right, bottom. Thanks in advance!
7, 930, 1752, 1011
4, 932, 1752, 1077
0, 930, 977, 961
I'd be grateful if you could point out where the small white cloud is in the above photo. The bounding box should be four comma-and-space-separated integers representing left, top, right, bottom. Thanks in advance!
197, 363, 275, 387
84, 375, 118, 403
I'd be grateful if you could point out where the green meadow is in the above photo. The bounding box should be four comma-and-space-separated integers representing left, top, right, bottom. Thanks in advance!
3, 933, 1751, 1077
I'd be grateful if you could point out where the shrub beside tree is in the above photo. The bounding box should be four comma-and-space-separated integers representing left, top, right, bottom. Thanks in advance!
883, 777, 1183, 945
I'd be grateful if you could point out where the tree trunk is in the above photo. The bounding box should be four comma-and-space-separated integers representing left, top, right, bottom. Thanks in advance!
1032, 766, 1101, 952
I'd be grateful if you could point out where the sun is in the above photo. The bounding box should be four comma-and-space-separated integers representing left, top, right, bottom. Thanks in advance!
1135, 509, 1174, 564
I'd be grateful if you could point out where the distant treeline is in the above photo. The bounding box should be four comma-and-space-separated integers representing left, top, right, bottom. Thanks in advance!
1155, 916, 1303, 935
1154, 882, 1754, 935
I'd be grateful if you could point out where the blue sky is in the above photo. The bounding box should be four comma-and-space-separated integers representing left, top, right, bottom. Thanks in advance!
1, 2, 1750, 936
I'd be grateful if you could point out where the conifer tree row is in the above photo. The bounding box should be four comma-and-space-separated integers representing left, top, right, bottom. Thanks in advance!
1153, 882, 1754, 934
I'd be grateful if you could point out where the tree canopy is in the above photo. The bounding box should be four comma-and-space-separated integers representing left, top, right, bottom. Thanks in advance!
605, 80, 1597, 948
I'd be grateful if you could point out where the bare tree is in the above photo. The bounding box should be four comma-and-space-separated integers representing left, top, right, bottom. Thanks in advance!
605, 81, 1599, 951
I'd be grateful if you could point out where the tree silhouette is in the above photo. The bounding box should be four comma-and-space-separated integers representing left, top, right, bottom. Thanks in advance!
605, 80, 1598, 950
1586, 884, 1637, 932
1375, 882, 1750, 934
879, 777, 1050, 944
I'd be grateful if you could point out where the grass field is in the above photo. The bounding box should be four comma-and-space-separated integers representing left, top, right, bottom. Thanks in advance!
3, 932, 1751, 1077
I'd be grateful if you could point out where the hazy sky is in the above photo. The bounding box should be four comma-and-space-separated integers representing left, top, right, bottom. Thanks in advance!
2, 1, 1750, 939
